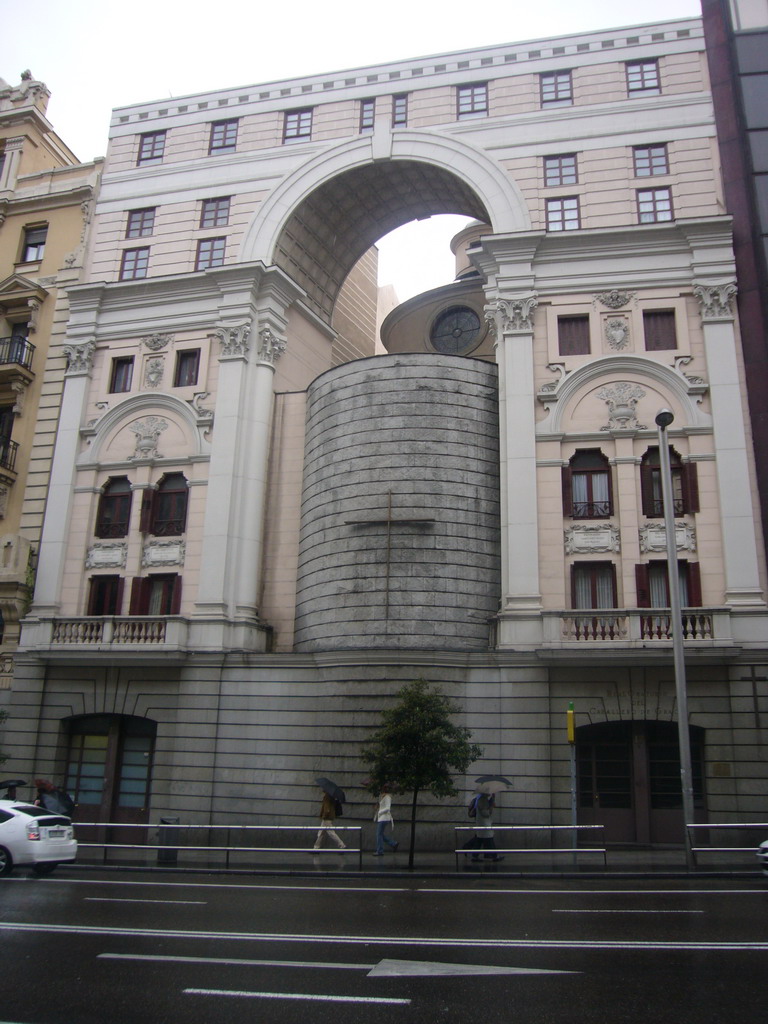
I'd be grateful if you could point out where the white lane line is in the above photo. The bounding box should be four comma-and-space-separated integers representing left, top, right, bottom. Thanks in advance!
552, 909, 704, 914
85, 898, 206, 905
418, 888, 768, 896
4, 877, 408, 894
100, 953, 374, 970
185, 989, 411, 1005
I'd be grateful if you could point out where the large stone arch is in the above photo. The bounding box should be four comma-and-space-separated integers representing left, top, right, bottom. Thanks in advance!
80, 393, 212, 466
241, 131, 531, 323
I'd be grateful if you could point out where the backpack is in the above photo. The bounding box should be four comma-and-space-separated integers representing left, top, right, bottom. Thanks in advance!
468, 795, 479, 818
333, 797, 343, 817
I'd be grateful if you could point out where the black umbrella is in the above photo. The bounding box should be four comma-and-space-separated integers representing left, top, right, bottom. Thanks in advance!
315, 777, 346, 803
474, 774, 513, 795
0, 779, 26, 798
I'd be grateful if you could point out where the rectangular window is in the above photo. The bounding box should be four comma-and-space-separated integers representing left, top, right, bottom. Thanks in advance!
643, 310, 677, 350
633, 144, 669, 177
126, 208, 156, 238
119, 247, 149, 280
130, 574, 181, 616
627, 60, 660, 96
283, 108, 313, 142
392, 93, 408, 127
637, 187, 673, 223
195, 237, 225, 270
457, 82, 488, 119
359, 98, 375, 133
571, 562, 617, 609
544, 153, 578, 187
540, 71, 573, 107
636, 561, 702, 609
200, 196, 231, 228
174, 349, 200, 387
546, 196, 580, 231
109, 356, 134, 394
21, 225, 47, 262
87, 575, 123, 616
209, 119, 238, 154
137, 131, 166, 165
558, 314, 590, 355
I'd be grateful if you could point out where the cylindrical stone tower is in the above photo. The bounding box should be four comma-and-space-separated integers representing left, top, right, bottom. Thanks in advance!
293, 354, 500, 651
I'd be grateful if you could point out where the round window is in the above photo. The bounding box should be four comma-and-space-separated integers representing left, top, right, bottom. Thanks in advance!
429, 305, 482, 354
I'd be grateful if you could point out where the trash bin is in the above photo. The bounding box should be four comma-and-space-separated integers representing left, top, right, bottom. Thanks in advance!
157, 816, 180, 865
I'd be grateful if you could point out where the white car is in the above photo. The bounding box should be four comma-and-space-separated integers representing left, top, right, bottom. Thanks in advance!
0, 799, 77, 875
758, 839, 768, 877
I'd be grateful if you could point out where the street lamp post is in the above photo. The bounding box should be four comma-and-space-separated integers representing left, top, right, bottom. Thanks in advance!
655, 409, 696, 870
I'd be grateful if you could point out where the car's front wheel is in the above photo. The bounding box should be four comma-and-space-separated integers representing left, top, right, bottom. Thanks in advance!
0, 845, 13, 876
32, 862, 58, 876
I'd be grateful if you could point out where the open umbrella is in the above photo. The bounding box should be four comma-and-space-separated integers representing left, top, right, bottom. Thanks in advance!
474, 774, 513, 795
315, 777, 346, 803
0, 779, 26, 799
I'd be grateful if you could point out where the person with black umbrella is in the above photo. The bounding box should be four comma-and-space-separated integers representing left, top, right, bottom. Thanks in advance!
313, 778, 346, 850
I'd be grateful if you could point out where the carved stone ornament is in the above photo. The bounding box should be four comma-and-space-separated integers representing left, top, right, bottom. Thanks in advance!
604, 317, 630, 351
673, 355, 706, 386
538, 362, 569, 395
142, 333, 173, 352
564, 523, 621, 555
484, 294, 538, 336
142, 539, 185, 567
258, 326, 287, 366
63, 340, 95, 376
10, 380, 26, 416
190, 391, 213, 421
639, 521, 696, 554
85, 542, 127, 569
213, 321, 251, 359
693, 282, 737, 322
144, 357, 164, 389
598, 382, 646, 430
128, 416, 168, 460
595, 289, 635, 310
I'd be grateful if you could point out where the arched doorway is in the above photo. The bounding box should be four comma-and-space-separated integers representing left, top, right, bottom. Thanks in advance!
576, 720, 705, 844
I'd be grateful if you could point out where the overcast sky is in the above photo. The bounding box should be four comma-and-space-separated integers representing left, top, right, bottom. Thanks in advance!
2, 0, 703, 300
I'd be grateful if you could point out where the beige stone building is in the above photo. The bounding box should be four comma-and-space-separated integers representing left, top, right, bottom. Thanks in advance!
4, 18, 767, 849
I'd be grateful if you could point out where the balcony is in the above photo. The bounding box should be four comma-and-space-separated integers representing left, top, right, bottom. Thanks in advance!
0, 437, 18, 474
542, 608, 732, 648
0, 336, 35, 371
20, 615, 189, 655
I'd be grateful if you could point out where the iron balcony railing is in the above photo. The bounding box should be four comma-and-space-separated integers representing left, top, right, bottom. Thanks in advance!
0, 437, 19, 473
0, 336, 35, 370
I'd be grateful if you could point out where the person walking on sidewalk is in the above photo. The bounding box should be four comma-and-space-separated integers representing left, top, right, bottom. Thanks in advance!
373, 785, 398, 856
313, 790, 346, 850
470, 793, 504, 862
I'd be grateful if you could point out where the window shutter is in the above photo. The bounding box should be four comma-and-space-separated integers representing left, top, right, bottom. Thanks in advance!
686, 562, 702, 607
561, 465, 573, 516
608, 562, 618, 606
129, 577, 144, 615
115, 577, 125, 616
640, 462, 655, 517
570, 564, 577, 608
682, 462, 699, 513
170, 575, 182, 615
635, 563, 651, 607
87, 579, 99, 616
139, 489, 155, 533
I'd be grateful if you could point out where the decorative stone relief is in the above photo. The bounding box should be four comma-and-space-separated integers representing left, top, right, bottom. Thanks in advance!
213, 322, 251, 358
10, 380, 26, 416
258, 326, 287, 365
485, 294, 538, 336
639, 521, 696, 553
144, 357, 164, 389
604, 317, 630, 351
189, 391, 213, 422
598, 382, 646, 430
595, 289, 635, 310
85, 542, 127, 569
27, 298, 41, 333
128, 416, 167, 460
539, 362, 569, 395
142, 539, 185, 567
565, 523, 620, 554
63, 340, 95, 375
673, 355, 706, 386
142, 332, 173, 352
693, 282, 737, 322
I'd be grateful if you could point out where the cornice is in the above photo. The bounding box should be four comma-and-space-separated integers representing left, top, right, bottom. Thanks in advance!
0, 182, 94, 217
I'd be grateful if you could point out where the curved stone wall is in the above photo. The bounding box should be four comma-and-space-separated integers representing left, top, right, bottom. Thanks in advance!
293, 354, 500, 651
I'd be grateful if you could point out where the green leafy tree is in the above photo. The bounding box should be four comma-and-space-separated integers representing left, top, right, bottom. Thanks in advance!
361, 678, 482, 868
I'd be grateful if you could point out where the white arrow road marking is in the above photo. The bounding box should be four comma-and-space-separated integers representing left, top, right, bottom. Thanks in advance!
184, 989, 410, 1005
100, 953, 373, 970
368, 959, 574, 976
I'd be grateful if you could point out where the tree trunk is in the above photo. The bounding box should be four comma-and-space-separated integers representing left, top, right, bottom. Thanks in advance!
408, 787, 419, 869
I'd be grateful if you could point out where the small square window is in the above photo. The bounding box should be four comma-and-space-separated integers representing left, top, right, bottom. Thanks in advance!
544, 154, 578, 187
174, 349, 200, 387
637, 187, 673, 223
643, 310, 677, 350
109, 356, 134, 394
541, 71, 573, 107
209, 119, 238, 154
558, 314, 590, 355
200, 197, 231, 228
120, 247, 149, 280
546, 196, 580, 231
392, 93, 408, 127
634, 145, 669, 176
137, 131, 166, 165
457, 82, 488, 119
284, 108, 313, 142
195, 237, 225, 270
359, 98, 375, 133
627, 60, 660, 96
126, 208, 156, 238
21, 225, 47, 262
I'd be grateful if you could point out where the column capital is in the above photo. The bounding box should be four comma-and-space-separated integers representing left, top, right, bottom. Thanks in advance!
257, 325, 287, 367
212, 320, 251, 360
485, 293, 538, 336
63, 339, 95, 376
693, 281, 737, 323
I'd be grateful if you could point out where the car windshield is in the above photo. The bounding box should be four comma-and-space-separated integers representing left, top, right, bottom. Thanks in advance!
12, 804, 66, 819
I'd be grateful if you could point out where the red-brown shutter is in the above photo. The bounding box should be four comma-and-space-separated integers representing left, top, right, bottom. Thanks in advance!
640, 461, 655, 517
170, 575, 182, 615
129, 577, 144, 615
562, 465, 573, 516
635, 563, 651, 607
86, 578, 98, 616
682, 462, 699, 514
139, 489, 155, 533
115, 577, 125, 616
686, 562, 702, 607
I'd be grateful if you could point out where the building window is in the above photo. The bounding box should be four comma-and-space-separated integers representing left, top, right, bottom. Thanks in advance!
563, 450, 612, 519
200, 196, 231, 228
643, 310, 677, 350
457, 82, 488, 119
392, 93, 408, 127
87, 575, 124, 616
636, 561, 702, 608
95, 477, 132, 538
209, 119, 238, 155
637, 188, 673, 223
283, 108, 313, 142
126, 208, 156, 238
640, 447, 699, 518
137, 131, 166, 165
129, 574, 181, 616
174, 349, 200, 387
5, 321, 32, 367
109, 356, 134, 394
359, 98, 375, 133
21, 225, 47, 262
540, 71, 573, 107
544, 154, 578, 187
546, 196, 580, 231
195, 237, 225, 271
120, 247, 149, 281
142, 473, 189, 536
429, 306, 482, 354
557, 314, 590, 355
626, 60, 660, 96
0, 405, 14, 442
633, 144, 669, 177
571, 562, 617, 609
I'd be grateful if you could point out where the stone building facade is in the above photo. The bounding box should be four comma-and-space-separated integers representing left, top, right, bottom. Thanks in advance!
4, 17, 768, 847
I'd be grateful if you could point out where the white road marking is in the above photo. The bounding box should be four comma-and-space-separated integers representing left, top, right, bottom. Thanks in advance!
100, 953, 374, 970
4, 877, 408, 893
418, 887, 768, 896
552, 909, 704, 914
184, 988, 411, 1005
85, 897, 206, 905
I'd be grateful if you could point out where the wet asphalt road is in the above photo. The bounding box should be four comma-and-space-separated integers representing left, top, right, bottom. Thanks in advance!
1, 868, 767, 1024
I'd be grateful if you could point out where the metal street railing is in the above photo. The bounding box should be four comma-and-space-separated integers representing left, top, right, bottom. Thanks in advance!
454, 824, 607, 870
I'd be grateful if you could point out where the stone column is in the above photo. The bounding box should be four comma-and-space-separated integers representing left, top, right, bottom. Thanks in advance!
0, 136, 23, 192
694, 281, 765, 606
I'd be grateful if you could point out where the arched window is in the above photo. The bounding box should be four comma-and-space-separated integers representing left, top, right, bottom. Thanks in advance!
95, 477, 132, 538
562, 449, 612, 518
640, 447, 698, 518
141, 473, 188, 536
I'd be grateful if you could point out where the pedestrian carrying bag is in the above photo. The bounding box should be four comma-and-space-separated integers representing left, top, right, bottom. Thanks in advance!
468, 795, 479, 818
333, 797, 343, 817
